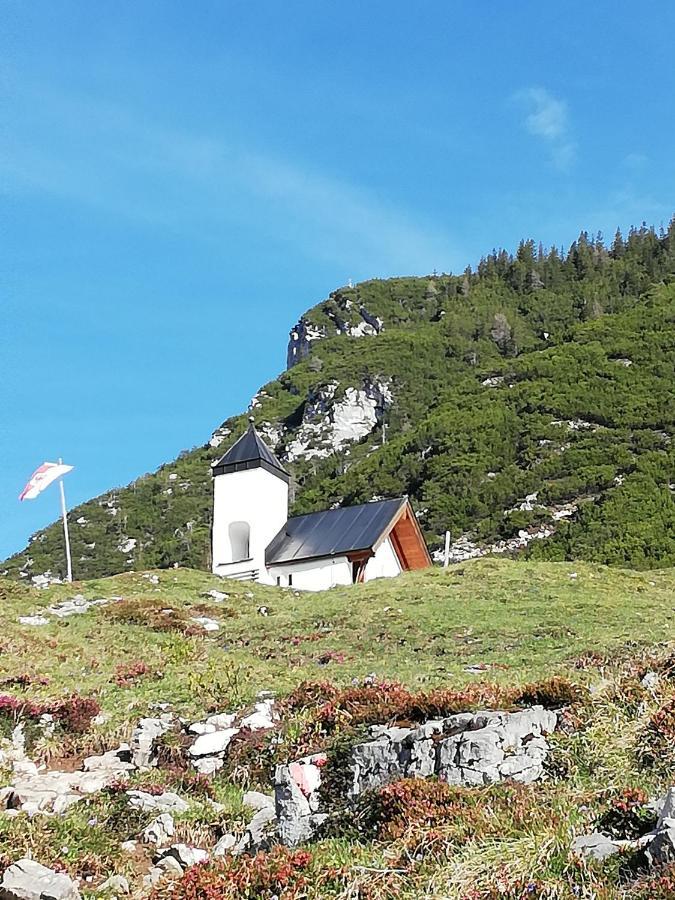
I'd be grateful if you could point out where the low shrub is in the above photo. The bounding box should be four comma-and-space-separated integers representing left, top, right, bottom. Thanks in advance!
114, 660, 159, 687
637, 697, 675, 770
149, 847, 316, 899
514, 676, 584, 709
596, 787, 656, 839
284, 676, 582, 734
222, 728, 282, 787
105, 597, 204, 636
629, 865, 675, 899
0, 693, 100, 734
350, 778, 546, 844
0, 673, 50, 688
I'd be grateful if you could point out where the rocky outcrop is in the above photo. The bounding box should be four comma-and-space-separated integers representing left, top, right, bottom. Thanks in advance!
275, 707, 557, 846
285, 378, 392, 462
286, 299, 384, 370
0, 746, 134, 816
187, 699, 277, 775
0, 859, 80, 900
275, 754, 328, 847
287, 318, 326, 369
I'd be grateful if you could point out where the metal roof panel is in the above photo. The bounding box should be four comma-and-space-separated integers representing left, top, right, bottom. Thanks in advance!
265, 497, 406, 565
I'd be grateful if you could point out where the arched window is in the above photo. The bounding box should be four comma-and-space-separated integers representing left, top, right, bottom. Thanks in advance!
229, 521, 250, 562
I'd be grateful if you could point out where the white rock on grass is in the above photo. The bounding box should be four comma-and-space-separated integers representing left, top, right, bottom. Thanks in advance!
142, 813, 175, 846
571, 831, 623, 861
191, 756, 224, 776
130, 715, 175, 769
240, 699, 276, 731
18, 615, 49, 626
157, 844, 209, 869
190, 616, 220, 632
188, 729, 238, 758
97, 874, 130, 894
126, 790, 188, 814
243, 790, 274, 812
212, 834, 237, 857
0, 858, 81, 900
206, 712, 237, 730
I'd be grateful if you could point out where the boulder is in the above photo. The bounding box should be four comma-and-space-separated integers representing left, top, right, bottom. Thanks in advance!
275, 754, 328, 847
243, 790, 274, 812
212, 834, 237, 857
142, 813, 175, 846
157, 844, 209, 869
188, 729, 238, 758
275, 707, 557, 846
130, 715, 175, 769
0, 859, 80, 900
97, 874, 130, 895
645, 825, 675, 867
127, 790, 188, 814
571, 831, 623, 861
240, 699, 276, 731
234, 805, 277, 854
191, 756, 224, 776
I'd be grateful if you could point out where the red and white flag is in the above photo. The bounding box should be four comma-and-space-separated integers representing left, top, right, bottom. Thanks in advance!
19, 462, 74, 501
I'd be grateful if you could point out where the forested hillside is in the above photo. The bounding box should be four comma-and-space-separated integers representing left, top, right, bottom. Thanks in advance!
5, 222, 675, 582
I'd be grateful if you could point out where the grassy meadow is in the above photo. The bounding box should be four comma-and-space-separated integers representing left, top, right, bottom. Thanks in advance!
2, 560, 675, 897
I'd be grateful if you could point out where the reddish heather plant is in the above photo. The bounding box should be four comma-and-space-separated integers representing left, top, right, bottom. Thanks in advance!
0, 693, 100, 733
638, 697, 675, 769
284, 676, 582, 735
356, 778, 545, 844
114, 660, 156, 687
0, 673, 50, 688
597, 787, 655, 839
149, 847, 315, 899
630, 865, 675, 899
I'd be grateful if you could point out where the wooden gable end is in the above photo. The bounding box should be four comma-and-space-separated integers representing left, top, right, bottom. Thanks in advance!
388, 501, 432, 571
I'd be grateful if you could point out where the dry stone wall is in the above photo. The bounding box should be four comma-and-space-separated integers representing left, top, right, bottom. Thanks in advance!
275, 705, 558, 846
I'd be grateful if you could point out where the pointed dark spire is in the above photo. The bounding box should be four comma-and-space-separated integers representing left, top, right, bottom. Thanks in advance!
212, 420, 289, 482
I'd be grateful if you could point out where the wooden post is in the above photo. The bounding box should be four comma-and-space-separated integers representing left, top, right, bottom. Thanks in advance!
443, 530, 451, 568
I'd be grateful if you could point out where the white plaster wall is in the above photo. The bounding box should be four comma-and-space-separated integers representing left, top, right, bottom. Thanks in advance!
267, 556, 352, 591
364, 536, 401, 582
212, 467, 288, 580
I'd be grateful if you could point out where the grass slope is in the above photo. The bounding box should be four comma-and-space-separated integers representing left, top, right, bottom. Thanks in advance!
3, 562, 675, 897
1, 559, 673, 732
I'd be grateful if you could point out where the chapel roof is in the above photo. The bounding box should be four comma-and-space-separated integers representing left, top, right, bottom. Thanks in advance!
265, 496, 408, 566
212, 421, 290, 483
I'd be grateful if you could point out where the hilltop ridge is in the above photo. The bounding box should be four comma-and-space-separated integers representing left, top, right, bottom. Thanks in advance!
4, 221, 675, 583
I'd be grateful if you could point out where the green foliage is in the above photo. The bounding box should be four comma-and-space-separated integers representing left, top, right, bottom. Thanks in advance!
4, 220, 674, 579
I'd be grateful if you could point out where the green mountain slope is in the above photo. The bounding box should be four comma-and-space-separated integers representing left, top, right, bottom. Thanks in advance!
4, 223, 675, 582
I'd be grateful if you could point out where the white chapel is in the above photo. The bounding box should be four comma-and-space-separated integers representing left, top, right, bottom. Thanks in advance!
211, 421, 431, 590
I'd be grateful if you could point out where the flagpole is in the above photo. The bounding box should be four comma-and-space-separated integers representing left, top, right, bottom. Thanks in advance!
58, 457, 73, 583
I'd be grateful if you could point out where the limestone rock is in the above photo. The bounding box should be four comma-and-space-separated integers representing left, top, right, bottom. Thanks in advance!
157, 844, 208, 869
571, 831, 623, 861
129, 715, 175, 769
243, 790, 274, 812
234, 805, 277, 854
276, 707, 557, 846
127, 790, 188, 814
212, 834, 237, 857
142, 813, 175, 846
0, 858, 80, 900
97, 874, 130, 894
188, 729, 238, 758
275, 754, 328, 847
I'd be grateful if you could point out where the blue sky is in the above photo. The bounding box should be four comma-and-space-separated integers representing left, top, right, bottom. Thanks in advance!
2, 0, 674, 561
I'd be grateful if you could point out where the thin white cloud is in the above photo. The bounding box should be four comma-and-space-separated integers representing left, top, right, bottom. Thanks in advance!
514, 87, 576, 171
2, 86, 462, 277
